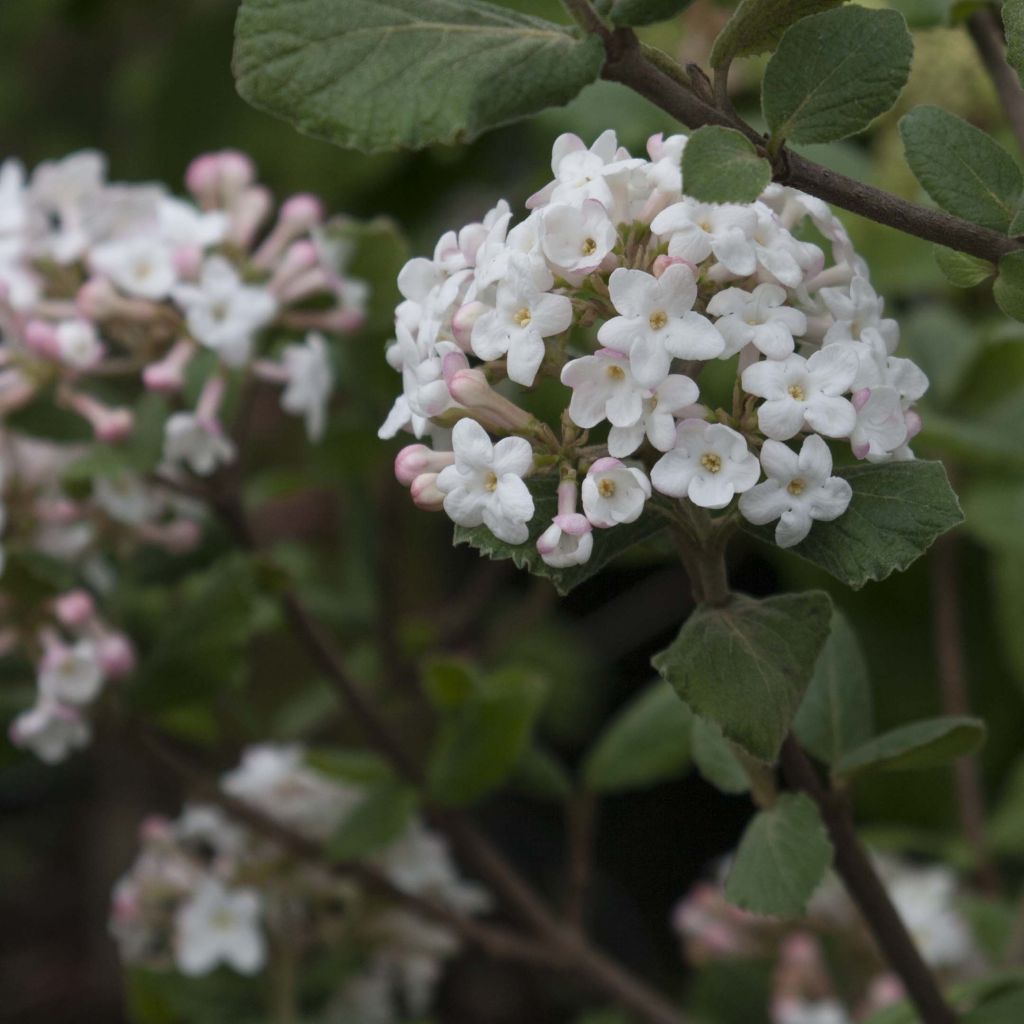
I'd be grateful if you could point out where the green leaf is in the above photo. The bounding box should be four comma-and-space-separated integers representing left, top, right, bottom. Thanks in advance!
454, 478, 666, 595
327, 779, 417, 860
899, 305, 980, 408
833, 716, 987, 782
964, 985, 1024, 1024
933, 246, 996, 288
690, 715, 750, 794
508, 744, 573, 801
793, 609, 873, 766
652, 591, 833, 763
606, 0, 695, 27
742, 460, 963, 589
994, 251, 1024, 322
306, 747, 394, 785
900, 106, 1022, 233
710, 0, 845, 68
681, 126, 771, 204
762, 6, 913, 145
724, 793, 832, 916
583, 679, 692, 793
428, 665, 547, 804
233, 0, 605, 153
963, 480, 1024, 554
1005, 0, 1024, 90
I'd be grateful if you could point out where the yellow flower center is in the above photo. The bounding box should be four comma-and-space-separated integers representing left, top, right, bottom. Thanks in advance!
648, 310, 668, 331
598, 478, 617, 498
700, 452, 722, 474
581, 237, 597, 256
606, 365, 626, 381
484, 471, 498, 492
787, 384, 806, 401
513, 307, 532, 327
787, 478, 806, 496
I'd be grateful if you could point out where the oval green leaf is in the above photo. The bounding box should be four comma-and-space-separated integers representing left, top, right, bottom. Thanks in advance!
682, 126, 772, 204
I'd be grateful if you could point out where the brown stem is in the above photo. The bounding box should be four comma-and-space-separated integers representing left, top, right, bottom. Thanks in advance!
930, 535, 1001, 894
599, 29, 1020, 263
780, 740, 958, 1024
967, 8, 1024, 158
564, 788, 598, 927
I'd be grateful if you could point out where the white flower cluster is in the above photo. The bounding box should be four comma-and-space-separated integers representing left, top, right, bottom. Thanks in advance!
673, 857, 980, 1024
0, 150, 370, 761
111, 744, 489, 1021
383, 131, 927, 562
0, 148, 364, 478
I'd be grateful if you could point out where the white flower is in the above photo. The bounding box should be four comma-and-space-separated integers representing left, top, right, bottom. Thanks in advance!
174, 879, 265, 977
55, 319, 104, 369
651, 420, 760, 508
748, 203, 824, 289
470, 262, 572, 386
527, 130, 640, 215
91, 236, 177, 300
645, 132, 687, 197
820, 275, 898, 352
0, 158, 28, 239
435, 418, 535, 544
706, 283, 807, 359
774, 999, 851, 1024
38, 639, 105, 705
536, 480, 593, 568
539, 199, 617, 277
608, 374, 701, 458
93, 472, 156, 525
651, 198, 758, 277
738, 436, 852, 547
9, 699, 91, 763
172, 256, 277, 366
280, 332, 334, 441
29, 150, 107, 263
561, 349, 647, 430
741, 347, 859, 441
221, 743, 360, 841
581, 458, 651, 528
163, 412, 236, 476
886, 865, 974, 969
850, 386, 909, 461
157, 196, 227, 250
597, 264, 724, 387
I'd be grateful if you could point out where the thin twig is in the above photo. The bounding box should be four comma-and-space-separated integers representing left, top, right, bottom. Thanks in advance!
780, 740, 958, 1024
967, 7, 1024, 159
930, 534, 1001, 894
565, 789, 597, 927
596, 28, 1020, 263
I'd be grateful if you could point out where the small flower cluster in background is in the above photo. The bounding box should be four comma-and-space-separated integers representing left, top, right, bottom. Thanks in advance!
382, 131, 927, 563
110, 745, 489, 1024
673, 858, 982, 1023
0, 149, 368, 761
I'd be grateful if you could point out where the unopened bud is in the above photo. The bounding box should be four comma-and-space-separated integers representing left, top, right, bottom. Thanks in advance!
410, 472, 446, 511
54, 589, 96, 628
394, 444, 454, 486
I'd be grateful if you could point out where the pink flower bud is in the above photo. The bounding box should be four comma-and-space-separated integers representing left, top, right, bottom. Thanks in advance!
268, 240, 320, 293
64, 391, 134, 442
394, 444, 454, 486
77, 278, 162, 323
452, 301, 487, 348
54, 589, 96, 628
185, 153, 222, 206
173, 244, 203, 278
227, 185, 273, 249
143, 339, 196, 394
24, 319, 60, 359
196, 374, 227, 425
904, 408, 922, 440
97, 633, 136, 679
653, 254, 697, 278
447, 369, 533, 432
218, 150, 256, 193
274, 267, 331, 305
441, 349, 470, 385
280, 193, 323, 229
410, 472, 446, 511
852, 387, 871, 411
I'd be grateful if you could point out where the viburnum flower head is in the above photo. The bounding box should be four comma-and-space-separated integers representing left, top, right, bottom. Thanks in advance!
738, 435, 852, 548
651, 421, 760, 509
436, 418, 535, 544
598, 264, 724, 387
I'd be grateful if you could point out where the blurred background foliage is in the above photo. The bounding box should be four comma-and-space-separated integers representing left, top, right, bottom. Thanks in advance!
2, 1, 1024, 1022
